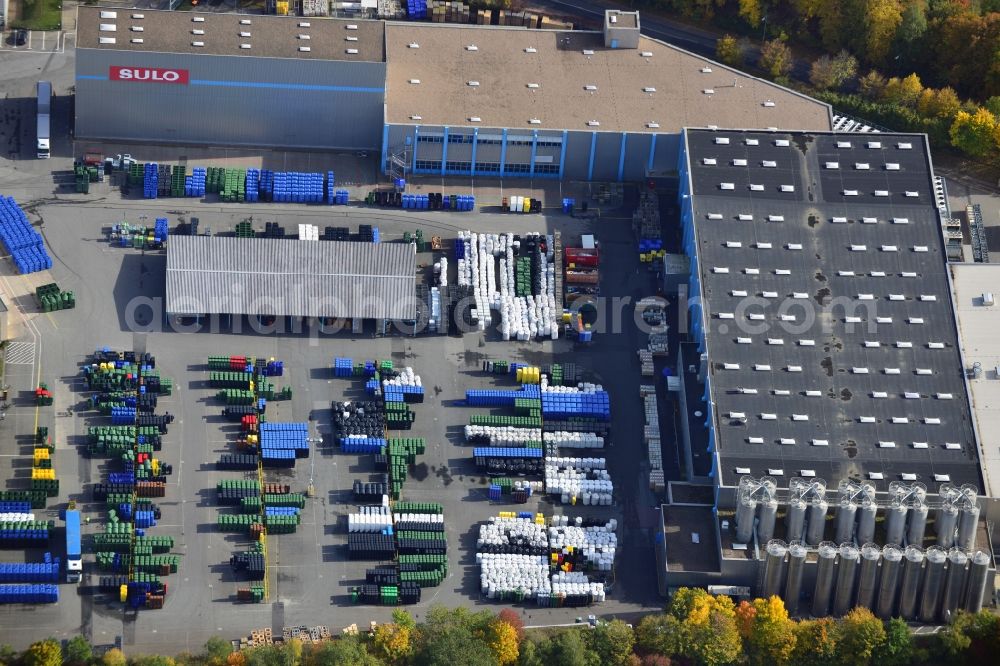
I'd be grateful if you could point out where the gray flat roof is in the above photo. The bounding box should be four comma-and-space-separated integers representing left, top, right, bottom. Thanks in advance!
948, 263, 1000, 498
166, 236, 416, 320
684, 128, 982, 493
77, 6, 386, 62
384, 24, 831, 133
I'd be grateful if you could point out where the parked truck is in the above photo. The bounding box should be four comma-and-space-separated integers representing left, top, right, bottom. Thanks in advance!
36, 80, 51, 159
65, 509, 82, 583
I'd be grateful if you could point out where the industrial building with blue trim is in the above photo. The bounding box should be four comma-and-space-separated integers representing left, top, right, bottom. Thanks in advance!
74, 7, 832, 181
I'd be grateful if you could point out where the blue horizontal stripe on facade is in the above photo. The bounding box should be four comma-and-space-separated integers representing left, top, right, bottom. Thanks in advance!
75, 75, 383, 94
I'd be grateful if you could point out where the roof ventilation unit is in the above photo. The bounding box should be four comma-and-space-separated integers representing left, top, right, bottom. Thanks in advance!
862, 216, 877, 224
916, 368, 933, 375
587, 120, 600, 127
132, 13, 145, 18
346, 36, 358, 41
192, 16, 205, 22
528, 118, 541, 125
100, 10, 118, 17
763, 100, 776, 107
762, 160, 777, 167
737, 213, 753, 221
584, 85, 598, 91
298, 34, 311, 39
746, 138, 759, 146
774, 139, 790, 147
130, 38, 144, 44
897, 142, 912, 149
780, 184, 795, 192
700, 66, 712, 73
467, 81, 480, 87
703, 89, 715, 95
749, 184, 764, 191
526, 83, 540, 89
299, 21, 311, 27
774, 389, 791, 396
892, 217, 910, 224
345, 48, 359, 54
833, 216, 848, 224
191, 29, 205, 35
805, 390, 822, 396
867, 141, 882, 148
787, 365, 803, 372
720, 182, 735, 190
825, 162, 840, 169
409, 115, 422, 121
702, 158, 717, 165
240, 31, 251, 37
408, 79, 420, 84
945, 442, 961, 450
886, 163, 900, 170
799, 340, 815, 346
905, 191, 920, 198
715, 137, 730, 144
582, 49, 595, 55
469, 117, 481, 123
524, 47, 537, 53
836, 141, 852, 148
465, 45, 478, 51
732, 158, 747, 166
641, 51, 653, 57
813, 439, 829, 447
768, 214, 784, 222
647, 122, 660, 129
346, 24, 358, 29
99, 37, 117, 44
192, 41, 205, 47
643, 87, 656, 93
240, 19, 252, 24
100, 23, 117, 31
706, 213, 723, 219
131, 26, 144, 32
874, 190, 889, 197
240, 44, 251, 49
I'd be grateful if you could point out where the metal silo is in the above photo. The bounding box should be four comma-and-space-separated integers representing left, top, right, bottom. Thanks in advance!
758, 498, 778, 544
806, 498, 829, 546
735, 495, 757, 544
885, 501, 909, 546
857, 499, 877, 545
957, 504, 979, 552
876, 545, 904, 619
963, 550, 990, 613
856, 543, 881, 611
812, 541, 838, 617
832, 543, 860, 616
784, 540, 807, 615
786, 498, 807, 543
936, 504, 958, 548
941, 548, 968, 622
762, 539, 788, 598
908, 503, 928, 547
834, 498, 857, 544
919, 546, 947, 623
898, 545, 925, 620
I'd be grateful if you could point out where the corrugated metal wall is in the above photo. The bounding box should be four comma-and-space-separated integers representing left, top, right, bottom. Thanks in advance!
76, 49, 386, 150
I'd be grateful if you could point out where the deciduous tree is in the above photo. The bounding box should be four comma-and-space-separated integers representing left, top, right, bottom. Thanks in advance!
304, 635, 381, 666
587, 620, 635, 666
738, 0, 765, 26
760, 39, 794, 79
489, 620, 520, 665
872, 617, 914, 666
538, 629, 598, 666
374, 623, 414, 664
497, 609, 525, 641
835, 607, 887, 665
716, 34, 742, 67
671, 589, 742, 666
204, 637, 233, 666
859, 70, 888, 99
864, 0, 905, 64
950, 108, 999, 158
392, 608, 417, 631
23, 639, 61, 666
789, 618, 838, 666
64, 636, 93, 666
745, 596, 796, 666
634, 614, 683, 657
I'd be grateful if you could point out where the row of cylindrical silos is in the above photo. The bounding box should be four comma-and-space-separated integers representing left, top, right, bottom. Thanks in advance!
762, 539, 991, 622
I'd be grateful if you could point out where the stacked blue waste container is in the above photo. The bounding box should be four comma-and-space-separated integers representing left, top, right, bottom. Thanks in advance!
271, 172, 324, 203
407, 0, 427, 18
465, 385, 541, 407
259, 169, 275, 201
333, 358, 354, 378
0, 196, 52, 274
326, 171, 336, 204
153, 218, 169, 244
245, 169, 260, 203
143, 163, 158, 199
260, 422, 310, 467
185, 167, 207, 197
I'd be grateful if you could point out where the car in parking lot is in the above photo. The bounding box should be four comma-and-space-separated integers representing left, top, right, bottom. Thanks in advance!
13, 29, 28, 46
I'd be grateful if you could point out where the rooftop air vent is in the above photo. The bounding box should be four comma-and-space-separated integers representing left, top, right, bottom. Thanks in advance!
732, 159, 747, 166
720, 182, 735, 190
806, 390, 822, 397
99, 37, 117, 44
100, 23, 117, 32
897, 142, 912, 149
132, 13, 145, 18
762, 160, 777, 167
240, 19, 252, 24
775, 139, 790, 147
524, 47, 537, 53
799, 340, 815, 346
192, 16, 205, 22
346, 36, 358, 41
528, 119, 541, 125
870, 472, 884, 480
892, 417, 909, 424
901, 271, 917, 277
746, 269, 761, 276
298, 34, 311, 40
871, 271, 886, 277
131, 26, 144, 32
762, 100, 776, 107
825, 162, 839, 169
886, 162, 900, 170
715, 137, 730, 145
643, 87, 656, 93
867, 141, 882, 148
100, 10, 118, 18
862, 216, 877, 224
526, 83, 540, 89
787, 365, 803, 372
844, 189, 859, 196
768, 215, 784, 222
780, 184, 795, 192
873, 391, 888, 398
191, 29, 205, 35
945, 442, 961, 450
347, 24, 358, 30
749, 184, 764, 191
299, 21, 311, 27
297, 46, 310, 52
905, 191, 920, 197
240, 31, 251, 37
131, 38, 144, 44
192, 41, 205, 47
346, 48, 358, 54
703, 89, 715, 95
467, 81, 480, 87
647, 122, 660, 129
879, 441, 896, 448
584, 85, 598, 91
875, 190, 889, 197
410, 115, 422, 120
774, 389, 791, 396
469, 117, 481, 122
408, 79, 420, 84
746, 138, 759, 146
812, 439, 829, 446
240, 42, 251, 49
860, 416, 877, 423
701, 66, 712, 73
408, 42, 419, 48
466, 44, 478, 51
641, 51, 653, 57
587, 120, 600, 127
901, 473, 917, 481
582, 49, 595, 55
707, 213, 723, 219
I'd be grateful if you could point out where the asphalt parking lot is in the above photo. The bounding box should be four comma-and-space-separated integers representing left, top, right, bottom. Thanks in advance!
0, 176, 667, 653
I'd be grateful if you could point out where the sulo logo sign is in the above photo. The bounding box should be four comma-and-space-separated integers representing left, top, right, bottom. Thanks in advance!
110, 66, 189, 85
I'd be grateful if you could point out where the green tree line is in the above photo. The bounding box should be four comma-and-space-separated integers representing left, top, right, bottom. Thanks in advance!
2, 594, 998, 666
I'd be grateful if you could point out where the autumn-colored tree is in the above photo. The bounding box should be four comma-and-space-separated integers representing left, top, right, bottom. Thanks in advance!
859, 70, 888, 99
225, 652, 248, 666
716, 34, 742, 67
745, 596, 796, 666
738, 0, 765, 26
670, 589, 742, 666
919, 86, 962, 118
23, 639, 61, 666
392, 608, 417, 631
835, 607, 887, 665
587, 620, 635, 666
789, 618, 838, 666
735, 600, 757, 638
760, 39, 794, 79
810, 51, 858, 90
64, 636, 93, 666
930, 12, 1000, 99
640, 655, 672, 666
204, 637, 234, 666
497, 609, 525, 641
950, 108, 999, 158
374, 622, 414, 664
634, 613, 683, 658
816, 1, 847, 51
864, 0, 905, 64
894, 0, 929, 60
947, 610, 1000, 664
490, 619, 520, 665
129, 656, 176, 666
898, 73, 924, 105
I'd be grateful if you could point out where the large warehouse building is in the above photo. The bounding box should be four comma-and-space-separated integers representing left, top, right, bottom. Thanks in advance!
74, 7, 832, 180
656, 128, 995, 620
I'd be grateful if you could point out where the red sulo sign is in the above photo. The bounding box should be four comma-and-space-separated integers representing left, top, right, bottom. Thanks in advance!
110, 66, 189, 85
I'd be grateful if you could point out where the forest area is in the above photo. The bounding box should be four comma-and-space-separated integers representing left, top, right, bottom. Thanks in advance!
646, 0, 1000, 165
